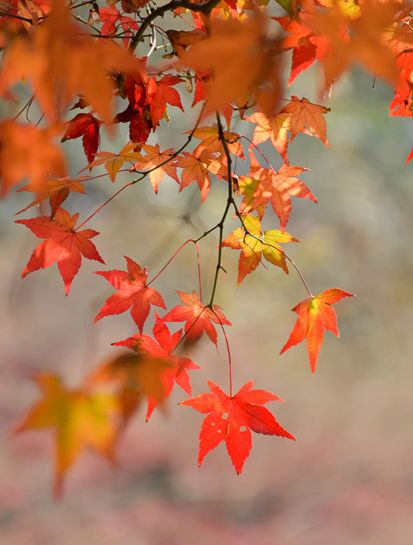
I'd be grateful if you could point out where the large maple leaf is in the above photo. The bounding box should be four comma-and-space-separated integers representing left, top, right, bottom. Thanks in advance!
180, 380, 295, 473
94, 256, 165, 332
161, 291, 231, 346
178, 13, 282, 116
0, 121, 66, 196
16, 207, 104, 294
306, 0, 400, 88
222, 214, 298, 284
280, 288, 354, 372
0, 0, 138, 123
16, 373, 120, 497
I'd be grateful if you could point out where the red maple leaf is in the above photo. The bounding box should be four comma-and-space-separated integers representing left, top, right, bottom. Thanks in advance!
280, 288, 354, 372
94, 256, 165, 332
62, 113, 101, 163
16, 207, 104, 294
145, 315, 200, 420
180, 380, 295, 473
161, 291, 231, 346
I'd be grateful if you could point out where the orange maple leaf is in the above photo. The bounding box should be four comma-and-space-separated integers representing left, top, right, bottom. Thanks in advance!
16, 176, 86, 216
0, 0, 138, 123
133, 144, 178, 192
0, 121, 66, 196
280, 288, 354, 372
306, 0, 401, 87
248, 151, 317, 229
281, 96, 330, 145
246, 112, 291, 161
175, 152, 211, 201
178, 13, 282, 116
87, 336, 175, 424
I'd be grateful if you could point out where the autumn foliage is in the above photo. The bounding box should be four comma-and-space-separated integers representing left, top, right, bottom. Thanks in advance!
4, 0, 412, 495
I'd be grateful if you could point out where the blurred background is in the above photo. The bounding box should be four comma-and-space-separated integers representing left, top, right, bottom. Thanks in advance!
1, 63, 413, 545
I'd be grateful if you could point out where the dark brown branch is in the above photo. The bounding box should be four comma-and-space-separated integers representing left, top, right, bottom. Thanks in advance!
129, 0, 220, 52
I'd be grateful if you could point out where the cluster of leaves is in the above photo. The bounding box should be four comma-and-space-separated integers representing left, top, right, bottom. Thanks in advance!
2, 0, 411, 495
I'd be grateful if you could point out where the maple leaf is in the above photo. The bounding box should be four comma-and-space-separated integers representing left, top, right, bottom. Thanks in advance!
246, 112, 290, 161
94, 256, 165, 332
133, 144, 178, 192
87, 142, 141, 182
248, 151, 317, 229
62, 113, 101, 164
281, 96, 330, 145
306, 0, 400, 88
16, 373, 120, 497
275, 14, 328, 85
280, 288, 354, 372
99, 5, 138, 46
175, 152, 211, 201
161, 291, 231, 346
191, 125, 244, 176
16, 207, 104, 294
16, 176, 86, 217
88, 333, 175, 423
0, 121, 66, 196
0, 0, 138, 123
146, 75, 184, 127
145, 316, 201, 420
178, 13, 282, 116
222, 214, 298, 284
180, 380, 295, 473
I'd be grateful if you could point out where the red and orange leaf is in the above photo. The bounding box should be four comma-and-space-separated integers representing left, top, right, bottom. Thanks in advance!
145, 316, 201, 420
0, 121, 66, 196
94, 256, 165, 332
281, 96, 330, 144
16, 207, 104, 294
88, 333, 175, 423
15, 373, 120, 497
161, 291, 231, 346
222, 214, 298, 284
249, 151, 317, 229
99, 5, 138, 46
16, 176, 86, 217
180, 380, 295, 473
62, 113, 101, 163
280, 288, 354, 372
146, 75, 184, 126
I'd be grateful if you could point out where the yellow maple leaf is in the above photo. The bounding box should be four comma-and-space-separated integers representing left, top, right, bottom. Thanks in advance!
16, 373, 120, 497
